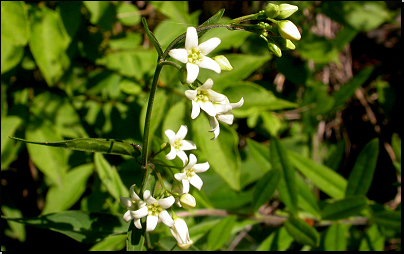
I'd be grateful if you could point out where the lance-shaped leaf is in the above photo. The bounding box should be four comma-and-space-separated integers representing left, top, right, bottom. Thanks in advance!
284, 216, 320, 247
126, 220, 146, 251
252, 167, 281, 212
142, 17, 163, 57
370, 210, 401, 232
346, 138, 379, 196
197, 8, 225, 38
321, 195, 369, 221
9, 137, 141, 158
2, 211, 128, 243
206, 215, 237, 251
270, 138, 299, 216
323, 222, 350, 251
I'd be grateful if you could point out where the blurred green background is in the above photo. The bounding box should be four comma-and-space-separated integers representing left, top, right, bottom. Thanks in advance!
1, 1, 401, 251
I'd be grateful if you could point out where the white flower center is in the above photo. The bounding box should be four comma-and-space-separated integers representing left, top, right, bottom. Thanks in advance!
185, 168, 196, 180
194, 90, 209, 103
147, 202, 162, 216
187, 48, 204, 65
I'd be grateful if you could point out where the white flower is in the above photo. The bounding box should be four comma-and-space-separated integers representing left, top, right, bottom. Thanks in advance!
169, 27, 221, 84
185, 78, 227, 119
129, 190, 175, 232
278, 20, 301, 41
170, 217, 193, 250
165, 125, 197, 166
120, 184, 143, 223
174, 154, 209, 193
208, 97, 244, 140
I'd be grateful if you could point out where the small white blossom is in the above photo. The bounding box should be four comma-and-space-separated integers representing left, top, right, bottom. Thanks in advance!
165, 125, 197, 166
174, 154, 209, 193
129, 190, 175, 232
120, 184, 143, 223
208, 97, 244, 140
278, 20, 301, 41
169, 27, 221, 84
170, 217, 193, 250
184, 78, 227, 119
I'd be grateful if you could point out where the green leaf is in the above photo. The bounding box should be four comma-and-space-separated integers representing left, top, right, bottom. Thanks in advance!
284, 216, 320, 247
346, 138, 379, 196
83, 1, 111, 25
142, 17, 163, 57
2, 210, 128, 243
323, 222, 350, 251
197, 8, 225, 38
331, 66, 374, 112
252, 168, 281, 212
150, 1, 191, 26
391, 133, 401, 174
162, 100, 187, 138
41, 163, 94, 215
321, 195, 369, 221
260, 111, 282, 136
94, 153, 129, 201
29, 5, 71, 86
288, 150, 347, 199
90, 234, 126, 251
126, 221, 146, 251
370, 210, 401, 232
192, 113, 241, 191
359, 224, 385, 251
10, 137, 141, 158
25, 119, 68, 187
296, 175, 322, 219
116, 3, 140, 26
1, 116, 22, 170
206, 215, 237, 251
256, 226, 294, 251
246, 138, 271, 173
270, 138, 299, 215
1, 193, 26, 242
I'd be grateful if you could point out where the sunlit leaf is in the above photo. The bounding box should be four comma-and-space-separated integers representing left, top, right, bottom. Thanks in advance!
322, 195, 368, 220
252, 168, 281, 212
284, 216, 320, 247
206, 215, 236, 251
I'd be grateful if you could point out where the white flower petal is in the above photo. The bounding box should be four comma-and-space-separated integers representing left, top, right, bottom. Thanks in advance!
168, 48, 188, 63
192, 162, 210, 173
198, 78, 214, 90
189, 175, 203, 190
190, 100, 201, 119
165, 129, 176, 144
208, 116, 219, 131
185, 154, 198, 170
211, 125, 220, 141
198, 37, 221, 55
186, 63, 199, 84
134, 219, 142, 229
181, 140, 197, 151
159, 210, 174, 227
199, 57, 221, 74
207, 90, 226, 102
158, 196, 175, 209
217, 113, 234, 125
200, 101, 217, 117
129, 184, 140, 201
230, 97, 244, 109
184, 89, 197, 100
166, 146, 177, 160
144, 191, 157, 205
185, 27, 198, 50
123, 210, 134, 222
214, 104, 232, 114
120, 197, 133, 208
177, 151, 189, 166
176, 125, 188, 140
182, 179, 190, 193
174, 172, 187, 181
146, 215, 158, 232
130, 206, 148, 219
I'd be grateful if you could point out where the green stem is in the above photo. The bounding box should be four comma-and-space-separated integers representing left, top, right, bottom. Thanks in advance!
141, 64, 164, 168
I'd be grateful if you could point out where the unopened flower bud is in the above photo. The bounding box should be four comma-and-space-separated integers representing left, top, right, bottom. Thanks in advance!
267, 42, 282, 57
265, 3, 280, 18
272, 37, 296, 50
277, 4, 298, 19
213, 55, 233, 71
278, 20, 301, 41
179, 193, 196, 209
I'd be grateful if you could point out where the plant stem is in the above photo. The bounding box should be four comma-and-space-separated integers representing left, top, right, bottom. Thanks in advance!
141, 64, 164, 168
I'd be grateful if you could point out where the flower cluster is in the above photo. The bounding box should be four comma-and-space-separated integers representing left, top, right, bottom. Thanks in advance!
120, 26, 245, 249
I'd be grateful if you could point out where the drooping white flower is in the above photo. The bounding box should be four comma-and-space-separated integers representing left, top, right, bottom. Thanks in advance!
120, 184, 143, 223
170, 217, 193, 250
184, 78, 227, 119
165, 125, 197, 166
129, 190, 175, 232
208, 97, 244, 140
174, 154, 209, 193
169, 27, 221, 84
